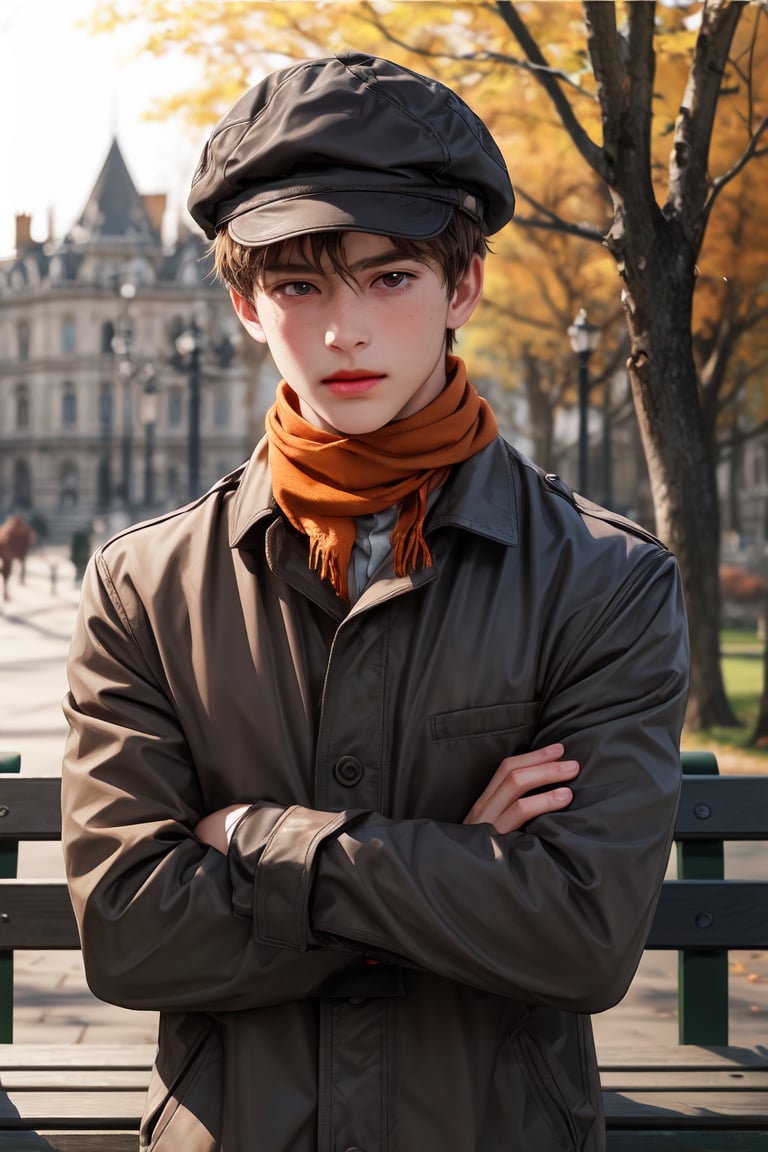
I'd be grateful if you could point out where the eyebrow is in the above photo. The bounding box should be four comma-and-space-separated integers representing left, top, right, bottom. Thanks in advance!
264, 247, 414, 277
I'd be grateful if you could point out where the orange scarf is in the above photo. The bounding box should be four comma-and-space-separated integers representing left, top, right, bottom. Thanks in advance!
265, 357, 498, 600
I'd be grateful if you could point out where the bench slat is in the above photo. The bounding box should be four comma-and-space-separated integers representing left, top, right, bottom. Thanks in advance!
676, 776, 768, 839
0, 1135, 139, 1151
0, 1045, 155, 1071
603, 1090, 768, 1126
0, 1072, 149, 1090
10, 876, 767, 953
0, 883, 79, 950
646, 880, 768, 949
601, 1072, 768, 1089
5, 774, 765, 843
3, 1089, 766, 1129
19, 1068, 765, 1093
597, 1045, 768, 1071
0, 780, 61, 842
0, 1090, 143, 1124
606, 1133, 768, 1150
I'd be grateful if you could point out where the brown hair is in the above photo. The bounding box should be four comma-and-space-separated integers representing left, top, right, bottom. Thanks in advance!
213, 212, 488, 352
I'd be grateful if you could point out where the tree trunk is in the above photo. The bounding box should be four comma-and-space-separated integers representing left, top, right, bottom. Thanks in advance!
749, 600, 768, 746
522, 349, 556, 467
726, 432, 743, 537
581, 0, 741, 729
617, 217, 738, 728
496, 0, 746, 728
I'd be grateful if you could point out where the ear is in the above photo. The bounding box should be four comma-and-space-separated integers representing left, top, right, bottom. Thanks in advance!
446, 253, 484, 330
229, 287, 268, 344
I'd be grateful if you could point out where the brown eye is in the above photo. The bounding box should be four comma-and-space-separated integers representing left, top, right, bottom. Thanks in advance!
380, 271, 409, 288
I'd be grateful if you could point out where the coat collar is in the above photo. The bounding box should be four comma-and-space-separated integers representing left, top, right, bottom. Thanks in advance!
426, 436, 518, 547
229, 436, 276, 548
229, 434, 519, 551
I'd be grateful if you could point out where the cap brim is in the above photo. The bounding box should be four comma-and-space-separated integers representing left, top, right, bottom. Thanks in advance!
227, 189, 454, 245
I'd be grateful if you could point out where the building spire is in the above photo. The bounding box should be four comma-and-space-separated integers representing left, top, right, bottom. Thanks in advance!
74, 139, 161, 245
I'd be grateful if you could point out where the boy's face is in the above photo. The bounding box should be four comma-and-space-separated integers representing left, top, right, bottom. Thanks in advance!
230, 231, 483, 436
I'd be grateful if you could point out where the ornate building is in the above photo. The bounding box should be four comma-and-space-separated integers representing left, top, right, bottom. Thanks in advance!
0, 140, 275, 542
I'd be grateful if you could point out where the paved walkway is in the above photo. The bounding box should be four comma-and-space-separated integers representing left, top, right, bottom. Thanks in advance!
0, 549, 766, 1049
1, 550, 158, 1045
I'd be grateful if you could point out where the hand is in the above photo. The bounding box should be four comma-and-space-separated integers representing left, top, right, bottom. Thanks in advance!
195, 804, 252, 854
464, 743, 579, 834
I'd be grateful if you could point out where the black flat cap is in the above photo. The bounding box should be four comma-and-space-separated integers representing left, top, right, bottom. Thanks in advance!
188, 51, 515, 244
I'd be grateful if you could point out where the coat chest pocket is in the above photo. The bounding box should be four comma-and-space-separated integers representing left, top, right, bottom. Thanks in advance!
429, 700, 539, 743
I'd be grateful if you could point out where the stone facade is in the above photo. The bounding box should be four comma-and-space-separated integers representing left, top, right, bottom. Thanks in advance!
0, 140, 276, 543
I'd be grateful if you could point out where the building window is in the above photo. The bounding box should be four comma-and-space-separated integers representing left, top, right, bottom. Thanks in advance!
60, 462, 78, 507
17, 321, 30, 361
97, 453, 112, 510
167, 464, 181, 500
168, 387, 183, 427
99, 382, 113, 428
753, 445, 767, 488
15, 385, 29, 428
62, 382, 77, 427
101, 321, 115, 355
213, 394, 230, 429
61, 317, 76, 354
12, 458, 32, 508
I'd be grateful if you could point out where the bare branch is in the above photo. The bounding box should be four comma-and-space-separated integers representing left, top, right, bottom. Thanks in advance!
667, 0, 745, 246
511, 188, 606, 244
359, 8, 598, 100
482, 297, 565, 334
718, 415, 768, 450
583, 1, 660, 252
701, 5, 768, 223
703, 105, 768, 225
494, 2, 608, 180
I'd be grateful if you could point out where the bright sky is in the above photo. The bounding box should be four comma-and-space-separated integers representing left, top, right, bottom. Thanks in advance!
0, 0, 206, 259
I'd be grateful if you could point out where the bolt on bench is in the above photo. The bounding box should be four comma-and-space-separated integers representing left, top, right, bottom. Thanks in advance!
0, 750, 766, 1149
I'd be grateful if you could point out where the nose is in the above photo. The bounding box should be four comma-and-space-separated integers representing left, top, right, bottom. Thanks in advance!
324, 290, 369, 352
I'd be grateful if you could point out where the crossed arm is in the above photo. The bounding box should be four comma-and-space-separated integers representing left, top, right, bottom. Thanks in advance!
194, 743, 579, 853
63, 542, 687, 1014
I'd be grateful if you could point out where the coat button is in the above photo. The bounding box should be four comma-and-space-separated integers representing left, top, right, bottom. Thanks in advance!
333, 755, 364, 786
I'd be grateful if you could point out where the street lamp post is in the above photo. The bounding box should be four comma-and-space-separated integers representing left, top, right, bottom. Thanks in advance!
172, 312, 240, 503
567, 308, 601, 496
140, 367, 158, 508
174, 321, 203, 501
112, 282, 137, 510
601, 375, 613, 509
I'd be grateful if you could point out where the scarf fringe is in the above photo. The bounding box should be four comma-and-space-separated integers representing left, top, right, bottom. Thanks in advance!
309, 536, 350, 602
391, 485, 432, 577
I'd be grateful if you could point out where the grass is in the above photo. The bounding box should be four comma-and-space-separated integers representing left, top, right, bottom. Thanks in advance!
682, 626, 768, 763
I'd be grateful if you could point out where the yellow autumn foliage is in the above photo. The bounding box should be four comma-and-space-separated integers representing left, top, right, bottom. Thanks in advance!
87, 0, 768, 426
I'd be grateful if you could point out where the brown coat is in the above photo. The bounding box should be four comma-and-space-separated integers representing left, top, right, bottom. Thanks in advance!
62, 435, 688, 1152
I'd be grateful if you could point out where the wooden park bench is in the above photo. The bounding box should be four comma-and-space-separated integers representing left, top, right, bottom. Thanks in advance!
0, 749, 766, 1149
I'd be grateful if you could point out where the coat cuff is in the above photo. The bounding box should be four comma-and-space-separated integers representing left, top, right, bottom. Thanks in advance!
229, 804, 354, 951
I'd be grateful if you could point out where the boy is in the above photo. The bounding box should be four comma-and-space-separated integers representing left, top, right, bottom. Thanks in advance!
62, 52, 689, 1152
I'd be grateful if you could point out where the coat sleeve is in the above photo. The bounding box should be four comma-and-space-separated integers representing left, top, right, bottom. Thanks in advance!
61, 552, 359, 1013
229, 545, 689, 1014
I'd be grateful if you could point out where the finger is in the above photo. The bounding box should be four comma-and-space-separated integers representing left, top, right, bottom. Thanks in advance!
501, 743, 565, 770
474, 744, 567, 808
493, 785, 574, 835
466, 758, 578, 826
